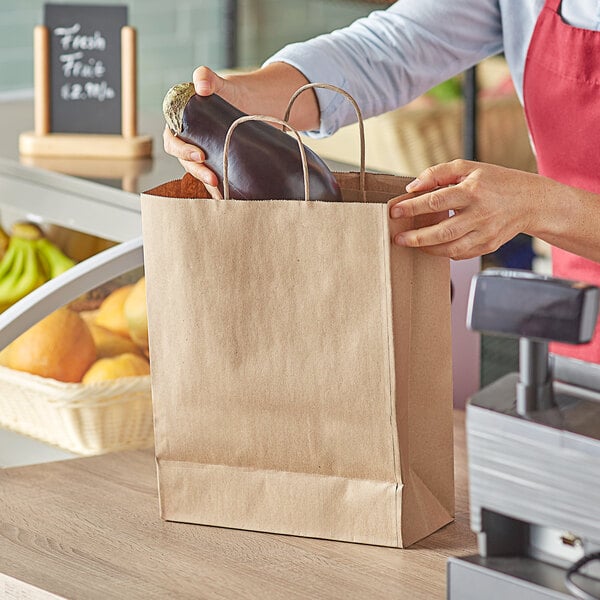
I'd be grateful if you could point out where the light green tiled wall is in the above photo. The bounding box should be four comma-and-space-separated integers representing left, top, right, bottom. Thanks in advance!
0, 0, 376, 110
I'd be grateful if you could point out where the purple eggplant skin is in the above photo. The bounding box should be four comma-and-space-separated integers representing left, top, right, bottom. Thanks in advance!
164, 84, 342, 202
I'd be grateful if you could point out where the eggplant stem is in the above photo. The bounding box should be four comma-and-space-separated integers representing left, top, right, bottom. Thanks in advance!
163, 82, 196, 135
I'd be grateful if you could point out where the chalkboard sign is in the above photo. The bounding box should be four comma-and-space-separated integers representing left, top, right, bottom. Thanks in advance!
44, 3, 128, 135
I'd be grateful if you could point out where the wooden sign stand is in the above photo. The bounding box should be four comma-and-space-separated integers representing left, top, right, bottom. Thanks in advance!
19, 25, 152, 159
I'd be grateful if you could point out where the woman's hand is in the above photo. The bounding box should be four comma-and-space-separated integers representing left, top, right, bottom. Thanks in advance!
163, 67, 235, 187
163, 63, 320, 185
389, 160, 542, 260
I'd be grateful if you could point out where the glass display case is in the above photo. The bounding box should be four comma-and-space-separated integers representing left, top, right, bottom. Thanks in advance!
0, 160, 148, 466
0, 100, 177, 466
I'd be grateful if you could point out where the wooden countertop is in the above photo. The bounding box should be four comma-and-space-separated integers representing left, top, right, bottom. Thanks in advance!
0, 411, 476, 599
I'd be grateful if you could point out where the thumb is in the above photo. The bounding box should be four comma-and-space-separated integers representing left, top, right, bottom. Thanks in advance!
192, 65, 226, 96
405, 159, 476, 192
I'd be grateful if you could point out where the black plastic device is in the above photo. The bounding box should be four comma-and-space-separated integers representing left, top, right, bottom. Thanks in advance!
467, 268, 599, 344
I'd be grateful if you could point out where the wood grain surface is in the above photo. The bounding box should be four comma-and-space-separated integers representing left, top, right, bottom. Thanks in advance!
0, 411, 475, 600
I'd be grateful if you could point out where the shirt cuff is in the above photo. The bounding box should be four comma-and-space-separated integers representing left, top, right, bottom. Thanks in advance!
263, 43, 350, 139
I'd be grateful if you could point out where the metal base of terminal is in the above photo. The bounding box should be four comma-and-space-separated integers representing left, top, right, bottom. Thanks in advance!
447, 555, 600, 600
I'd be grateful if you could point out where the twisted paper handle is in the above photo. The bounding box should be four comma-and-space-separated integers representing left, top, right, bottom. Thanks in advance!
222, 114, 310, 201
284, 82, 366, 202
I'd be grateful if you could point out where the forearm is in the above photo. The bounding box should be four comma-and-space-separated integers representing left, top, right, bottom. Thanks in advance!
224, 62, 320, 131
528, 178, 600, 263
265, 0, 503, 136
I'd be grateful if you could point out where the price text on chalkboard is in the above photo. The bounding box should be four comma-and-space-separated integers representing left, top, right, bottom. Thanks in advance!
44, 3, 128, 134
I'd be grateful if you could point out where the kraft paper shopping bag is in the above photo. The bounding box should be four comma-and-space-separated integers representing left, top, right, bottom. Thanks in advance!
141, 84, 454, 547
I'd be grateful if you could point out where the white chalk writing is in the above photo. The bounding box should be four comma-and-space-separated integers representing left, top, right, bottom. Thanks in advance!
54, 24, 106, 51
59, 52, 106, 78
61, 81, 116, 102
53, 22, 114, 102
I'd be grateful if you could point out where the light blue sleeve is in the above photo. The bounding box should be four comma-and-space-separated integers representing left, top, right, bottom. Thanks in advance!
263, 0, 504, 138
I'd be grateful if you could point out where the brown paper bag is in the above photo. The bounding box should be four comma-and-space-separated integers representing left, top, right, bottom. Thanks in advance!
141, 86, 454, 548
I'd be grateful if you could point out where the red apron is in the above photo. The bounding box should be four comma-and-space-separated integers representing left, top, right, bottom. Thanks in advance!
523, 0, 600, 362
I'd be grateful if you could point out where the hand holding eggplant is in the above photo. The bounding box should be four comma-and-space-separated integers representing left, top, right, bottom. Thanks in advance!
163, 64, 322, 189
163, 67, 231, 187
163, 65, 341, 201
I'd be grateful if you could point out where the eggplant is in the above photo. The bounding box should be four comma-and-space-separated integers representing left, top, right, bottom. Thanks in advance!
163, 82, 342, 202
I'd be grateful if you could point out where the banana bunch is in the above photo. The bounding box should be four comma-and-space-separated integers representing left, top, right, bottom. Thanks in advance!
0, 226, 8, 261
0, 222, 76, 313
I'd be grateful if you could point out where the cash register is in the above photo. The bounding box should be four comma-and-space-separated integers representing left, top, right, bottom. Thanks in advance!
448, 269, 600, 600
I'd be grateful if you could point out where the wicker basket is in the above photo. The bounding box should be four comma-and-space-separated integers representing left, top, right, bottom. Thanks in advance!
0, 365, 153, 455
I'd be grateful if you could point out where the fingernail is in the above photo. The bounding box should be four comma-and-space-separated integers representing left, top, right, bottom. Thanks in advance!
190, 151, 203, 162
406, 178, 421, 192
196, 81, 211, 95
394, 233, 407, 246
391, 205, 404, 218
